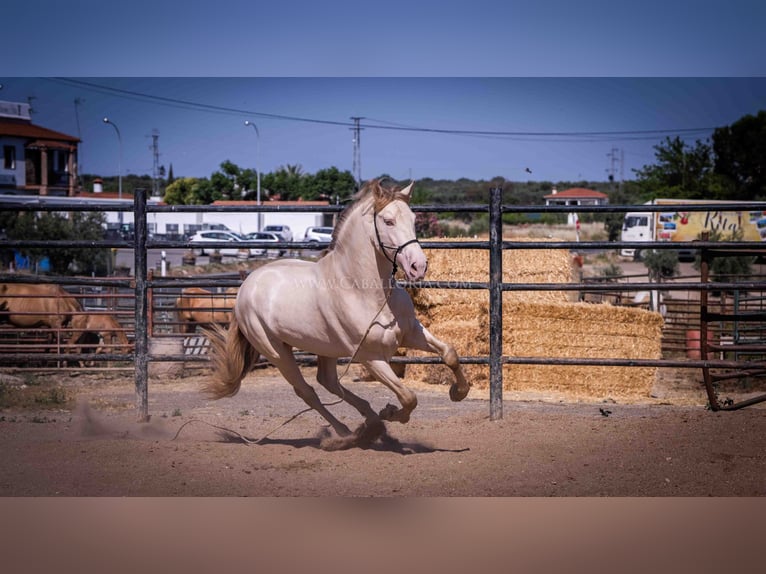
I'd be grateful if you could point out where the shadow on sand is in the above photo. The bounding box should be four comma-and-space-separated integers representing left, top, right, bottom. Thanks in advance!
216, 428, 469, 455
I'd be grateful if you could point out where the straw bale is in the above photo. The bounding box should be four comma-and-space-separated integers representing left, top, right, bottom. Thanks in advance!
414, 237, 574, 307
403, 239, 664, 401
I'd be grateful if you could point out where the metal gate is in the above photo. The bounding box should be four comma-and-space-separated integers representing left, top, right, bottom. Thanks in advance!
3, 187, 766, 420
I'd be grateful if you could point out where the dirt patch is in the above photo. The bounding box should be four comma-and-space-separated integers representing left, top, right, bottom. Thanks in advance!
1, 363, 765, 496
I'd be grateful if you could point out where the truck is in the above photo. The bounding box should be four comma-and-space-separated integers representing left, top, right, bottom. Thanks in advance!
620, 199, 766, 261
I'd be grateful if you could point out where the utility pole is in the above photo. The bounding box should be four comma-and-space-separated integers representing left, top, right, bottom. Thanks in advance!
350, 116, 364, 188
606, 147, 623, 190
150, 129, 161, 197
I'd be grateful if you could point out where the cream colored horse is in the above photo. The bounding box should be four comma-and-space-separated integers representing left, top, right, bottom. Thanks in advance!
205, 179, 470, 449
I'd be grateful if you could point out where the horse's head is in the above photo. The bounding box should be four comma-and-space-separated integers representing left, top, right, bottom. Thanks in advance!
371, 180, 428, 282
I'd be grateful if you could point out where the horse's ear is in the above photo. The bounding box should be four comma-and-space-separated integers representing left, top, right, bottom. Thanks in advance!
400, 181, 415, 202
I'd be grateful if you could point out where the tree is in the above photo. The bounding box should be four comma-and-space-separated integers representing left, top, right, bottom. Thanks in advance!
301, 167, 356, 202
712, 110, 766, 200
163, 177, 217, 205
261, 164, 306, 200
5, 211, 109, 275
633, 136, 719, 200
210, 160, 239, 200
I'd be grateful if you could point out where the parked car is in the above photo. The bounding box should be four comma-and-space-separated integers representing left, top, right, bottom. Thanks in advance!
303, 226, 334, 244
262, 224, 293, 242
188, 230, 254, 258
243, 231, 282, 257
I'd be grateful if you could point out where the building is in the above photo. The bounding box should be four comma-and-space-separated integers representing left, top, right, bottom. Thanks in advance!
543, 187, 609, 225
0, 100, 80, 196
0, 190, 333, 242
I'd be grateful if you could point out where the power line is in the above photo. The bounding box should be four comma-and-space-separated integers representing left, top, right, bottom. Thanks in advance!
47, 77, 719, 142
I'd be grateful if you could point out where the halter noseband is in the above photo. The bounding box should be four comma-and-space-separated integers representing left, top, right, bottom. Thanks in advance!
373, 211, 420, 277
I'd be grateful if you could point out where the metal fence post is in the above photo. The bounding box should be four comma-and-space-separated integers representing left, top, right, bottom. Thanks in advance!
134, 188, 149, 422
489, 186, 503, 420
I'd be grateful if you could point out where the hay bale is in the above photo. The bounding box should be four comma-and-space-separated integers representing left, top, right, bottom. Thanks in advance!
404, 238, 664, 402
412, 238, 575, 308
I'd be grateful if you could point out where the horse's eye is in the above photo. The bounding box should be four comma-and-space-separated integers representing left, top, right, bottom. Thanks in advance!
384, 218, 395, 227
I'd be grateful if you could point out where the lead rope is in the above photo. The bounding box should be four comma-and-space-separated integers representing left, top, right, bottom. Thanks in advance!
172, 278, 396, 445
173, 241, 401, 445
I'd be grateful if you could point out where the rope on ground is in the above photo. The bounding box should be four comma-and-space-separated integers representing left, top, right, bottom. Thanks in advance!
171, 407, 314, 445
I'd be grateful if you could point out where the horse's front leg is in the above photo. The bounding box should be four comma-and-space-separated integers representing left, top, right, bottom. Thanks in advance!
363, 359, 417, 423
402, 324, 471, 402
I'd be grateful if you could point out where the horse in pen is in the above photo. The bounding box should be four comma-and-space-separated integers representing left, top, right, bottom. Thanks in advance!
176, 287, 239, 334
204, 179, 471, 450
0, 283, 130, 365
71, 312, 132, 366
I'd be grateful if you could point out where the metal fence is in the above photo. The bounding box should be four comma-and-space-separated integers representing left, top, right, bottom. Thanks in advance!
3, 187, 766, 420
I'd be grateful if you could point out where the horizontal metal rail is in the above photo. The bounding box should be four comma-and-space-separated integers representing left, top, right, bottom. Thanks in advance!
4, 192, 766, 418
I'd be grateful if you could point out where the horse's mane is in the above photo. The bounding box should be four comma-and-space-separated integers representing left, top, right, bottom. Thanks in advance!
325, 178, 409, 253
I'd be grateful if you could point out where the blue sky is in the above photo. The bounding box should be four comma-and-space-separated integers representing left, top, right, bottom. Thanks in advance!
2, 1, 764, 185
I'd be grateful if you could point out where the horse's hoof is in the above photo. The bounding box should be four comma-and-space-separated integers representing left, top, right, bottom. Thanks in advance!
449, 382, 470, 402
354, 418, 386, 448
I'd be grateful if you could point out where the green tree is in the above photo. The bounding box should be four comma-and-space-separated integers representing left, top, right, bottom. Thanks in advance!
301, 167, 356, 202
163, 177, 217, 205
206, 161, 261, 201
633, 136, 719, 200
712, 110, 766, 200
210, 160, 239, 200
262, 164, 305, 200
166, 163, 175, 185
5, 212, 109, 275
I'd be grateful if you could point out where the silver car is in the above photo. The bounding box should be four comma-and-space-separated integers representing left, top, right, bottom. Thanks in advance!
188, 230, 254, 258
244, 231, 282, 257
262, 224, 293, 242
303, 226, 334, 244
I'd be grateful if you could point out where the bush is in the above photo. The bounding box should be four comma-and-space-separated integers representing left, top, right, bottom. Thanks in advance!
642, 249, 680, 281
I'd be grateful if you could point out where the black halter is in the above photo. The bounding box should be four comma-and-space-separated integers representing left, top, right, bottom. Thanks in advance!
373, 211, 420, 277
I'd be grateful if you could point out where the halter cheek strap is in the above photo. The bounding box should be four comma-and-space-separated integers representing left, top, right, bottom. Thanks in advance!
373, 211, 420, 277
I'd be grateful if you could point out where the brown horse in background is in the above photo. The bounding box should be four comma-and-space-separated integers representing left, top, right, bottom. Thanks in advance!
0, 283, 84, 351
176, 287, 238, 334
72, 313, 132, 364
1, 283, 130, 363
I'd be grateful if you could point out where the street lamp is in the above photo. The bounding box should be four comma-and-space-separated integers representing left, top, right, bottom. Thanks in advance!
103, 117, 123, 224
244, 120, 262, 231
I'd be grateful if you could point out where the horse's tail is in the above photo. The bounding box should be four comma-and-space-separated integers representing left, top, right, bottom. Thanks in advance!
202, 315, 259, 399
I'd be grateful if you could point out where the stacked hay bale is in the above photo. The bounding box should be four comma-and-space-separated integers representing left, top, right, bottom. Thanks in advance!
406, 238, 663, 402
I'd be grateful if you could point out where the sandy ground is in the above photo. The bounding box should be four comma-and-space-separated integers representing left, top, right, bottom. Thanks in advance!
1, 364, 765, 497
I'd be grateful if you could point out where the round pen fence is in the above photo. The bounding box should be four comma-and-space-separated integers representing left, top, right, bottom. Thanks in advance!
2, 187, 766, 420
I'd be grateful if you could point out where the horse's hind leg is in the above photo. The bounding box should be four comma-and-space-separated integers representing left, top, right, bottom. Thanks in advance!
270, 349, 353, 439
362, 359, 417, 424
316, 356, 377, 419
402, 324, 471, 402
316, 356, 385, 446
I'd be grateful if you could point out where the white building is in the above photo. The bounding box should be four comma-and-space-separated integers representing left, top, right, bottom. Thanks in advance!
543, 187, 609, 226
0, 192, 334, 241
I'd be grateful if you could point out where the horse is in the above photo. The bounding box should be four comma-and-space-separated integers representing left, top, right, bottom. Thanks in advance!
71, 313, 132, 365
0, 283, 131, 364
0, 283, 85, 354
176, 287, 238, 334
0, 283, 83, 330
204, 179, 471, 450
